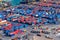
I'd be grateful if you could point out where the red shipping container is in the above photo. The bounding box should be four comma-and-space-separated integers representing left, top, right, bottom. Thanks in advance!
20, 16, 25, 23
4, 23, 12, 30
10, 30, 19, 35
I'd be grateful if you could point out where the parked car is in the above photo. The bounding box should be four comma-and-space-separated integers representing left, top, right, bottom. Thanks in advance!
42, 31, 50, 34
31, 30, 40, 33
44, 31, 54, 39
37, 33, 41, 37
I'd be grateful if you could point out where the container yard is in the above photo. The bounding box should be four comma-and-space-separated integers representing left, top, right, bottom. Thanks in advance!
0, 0, 60, 40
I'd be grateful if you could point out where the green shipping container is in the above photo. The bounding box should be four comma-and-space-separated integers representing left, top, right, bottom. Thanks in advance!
10, 0, 21, 6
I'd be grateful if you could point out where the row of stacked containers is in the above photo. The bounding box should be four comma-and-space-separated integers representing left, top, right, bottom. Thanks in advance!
0, 1, 60, 37
5, 6, 57, 24
1, 2, 60, 25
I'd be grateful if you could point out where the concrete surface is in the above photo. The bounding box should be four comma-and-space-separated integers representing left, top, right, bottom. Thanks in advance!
33, 36, 53, 40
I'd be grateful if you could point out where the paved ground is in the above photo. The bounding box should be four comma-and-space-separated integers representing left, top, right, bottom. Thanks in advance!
33, 36, 54, 40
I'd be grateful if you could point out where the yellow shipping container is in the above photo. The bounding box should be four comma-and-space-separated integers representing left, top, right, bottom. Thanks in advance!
0, 0, 2, 2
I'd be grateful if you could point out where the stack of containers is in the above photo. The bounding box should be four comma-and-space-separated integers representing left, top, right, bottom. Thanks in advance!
0, 1, 60, 39
2, 23, 28, 36
2, 4, 57, 24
